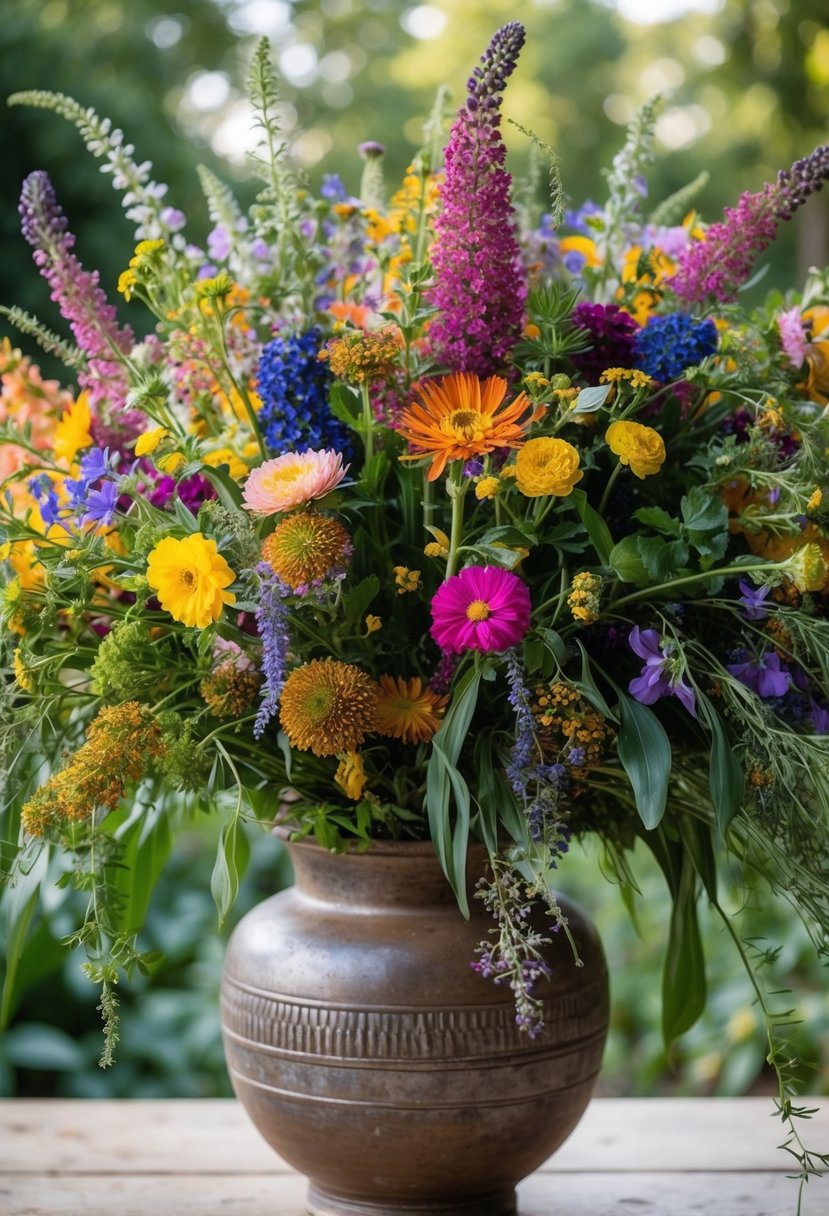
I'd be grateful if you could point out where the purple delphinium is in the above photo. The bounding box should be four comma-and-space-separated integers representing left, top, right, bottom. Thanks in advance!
738, 579, 772, 621
727, 651, 792, 699
569, 302, 638, 383
505, 648, 537, 795
628, 626, 697, 717
426, 23, 528, 376
18, 172, 134, 411
669, 143, 829, 304
253, 563, 292, 740
808, 702, 829, 734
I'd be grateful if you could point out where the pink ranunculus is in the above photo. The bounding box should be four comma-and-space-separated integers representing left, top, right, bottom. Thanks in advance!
430, 565, 532, 654
242, 449, 348, 515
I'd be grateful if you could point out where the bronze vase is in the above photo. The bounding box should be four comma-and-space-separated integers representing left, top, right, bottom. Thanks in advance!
221, 834, 609, 1216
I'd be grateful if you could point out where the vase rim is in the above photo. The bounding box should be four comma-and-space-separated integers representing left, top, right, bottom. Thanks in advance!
273, 824, 488, 860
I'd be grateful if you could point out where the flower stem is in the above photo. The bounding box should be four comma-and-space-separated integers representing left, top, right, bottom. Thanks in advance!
360, 381, 374, 464
444, 465, 468, 581
611, 560, 789, 610
597, 461, 623, 517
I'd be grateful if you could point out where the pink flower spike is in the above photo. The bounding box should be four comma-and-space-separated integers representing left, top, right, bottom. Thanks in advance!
242, 449, 348, 515
430, 566, 532, 654
777, 307, 808, 368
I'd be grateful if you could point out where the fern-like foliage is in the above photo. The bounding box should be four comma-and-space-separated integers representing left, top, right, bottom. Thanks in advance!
510, 119, 565, 231
0, 305, 86, 371
650, 171, 710, 228
197, 164, 245, 234
7, 90, 168, 240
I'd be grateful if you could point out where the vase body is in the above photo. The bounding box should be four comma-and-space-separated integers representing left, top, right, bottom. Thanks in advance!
221, 836, 609, 1216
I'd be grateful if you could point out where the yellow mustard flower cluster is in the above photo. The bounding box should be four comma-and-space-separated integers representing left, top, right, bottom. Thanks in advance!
475, 475, 500, 501
335, 750, 367, 801
322, 330, 400, 384
567, 572, 603, 624
807, 487, 823, 512
393, 565, 421, 594
764, 616, 794, 661
117, 238, 166, 302
21, 702, 165, 836
531, 681, 614, 774
12, 647, 34, 692
599, 367, 655, 390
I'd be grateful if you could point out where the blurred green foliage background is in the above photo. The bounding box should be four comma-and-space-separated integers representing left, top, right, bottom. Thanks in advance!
2, 0, 829, 1098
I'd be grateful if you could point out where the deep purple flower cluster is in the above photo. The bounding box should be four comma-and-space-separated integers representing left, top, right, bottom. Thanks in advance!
253, 563, 292, 739
569, 302, 638, 383
669, 144, 829, 304
256, 329, 353, 459
427, 23, 528, 376
18, 172, 134, 411
633, 313, 718, 382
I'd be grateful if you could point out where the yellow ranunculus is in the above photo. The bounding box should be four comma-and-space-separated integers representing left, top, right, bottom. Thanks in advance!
605, 420, 666, 479
146, 532, 236, 629
515, 437, 583, 498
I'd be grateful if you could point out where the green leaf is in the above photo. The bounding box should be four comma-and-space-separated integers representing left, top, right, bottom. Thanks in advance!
575, 641, 617, 722
698, 693, 744, 834
609, 534, 649, 585
661, 854, 707, 1046
635, 505, 681, 535
681, 486, 728, 536
200, 463, 244, 509
572, 488, 614, 565
344, 575, 379, 623
638, 536, 689, 581
461, 542, 523, 569
523, 636, 545, 675
113, 809, 173, 935
210, 817, 251, 929
479, 524, 538, 547
327, 382, 360, 426
473, 734, 500, 855
0, 848, 49, 1029
615, 690, 671, 830
538, 627, 567, 665
426, 665, 482, 917
573, 384, 611, 413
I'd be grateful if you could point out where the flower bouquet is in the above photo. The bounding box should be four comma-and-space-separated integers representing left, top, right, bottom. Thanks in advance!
3, 19, 829, 1195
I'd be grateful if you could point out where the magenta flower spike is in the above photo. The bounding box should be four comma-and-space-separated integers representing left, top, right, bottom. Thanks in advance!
426, 23, 528, 376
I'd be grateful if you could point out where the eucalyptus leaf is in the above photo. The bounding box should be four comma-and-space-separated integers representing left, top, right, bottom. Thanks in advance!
573, 384, 611, 413
210, 817, 251, 929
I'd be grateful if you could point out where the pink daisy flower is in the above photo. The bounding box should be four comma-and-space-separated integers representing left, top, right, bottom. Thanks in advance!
242, 449, 348, 515
430, 566, 532, 654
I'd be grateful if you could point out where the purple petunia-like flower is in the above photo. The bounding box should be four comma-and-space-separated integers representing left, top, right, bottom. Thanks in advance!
18, 172, 134, 412
628, 626, 696, 717
738, 579, 772, 621
426, 23, 528, 376
727, 651, 791, 699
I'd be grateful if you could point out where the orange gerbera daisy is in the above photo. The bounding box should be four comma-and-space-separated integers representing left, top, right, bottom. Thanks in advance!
397, 373, 544, 481
374, 675, 449, 744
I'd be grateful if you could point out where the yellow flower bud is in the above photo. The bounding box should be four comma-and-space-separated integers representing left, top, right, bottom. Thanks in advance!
157, 452, 186, 475
475, 476, 500, 500
134, 427, 170, 457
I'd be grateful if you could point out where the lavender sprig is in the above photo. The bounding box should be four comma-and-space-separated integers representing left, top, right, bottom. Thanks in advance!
253, 563, 291, 739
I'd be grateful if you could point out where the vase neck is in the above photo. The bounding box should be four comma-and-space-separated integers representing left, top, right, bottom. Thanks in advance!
284, 838, 486, 912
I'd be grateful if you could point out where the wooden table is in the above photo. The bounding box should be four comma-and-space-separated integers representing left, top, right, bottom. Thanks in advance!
1, 1097, 827, 1214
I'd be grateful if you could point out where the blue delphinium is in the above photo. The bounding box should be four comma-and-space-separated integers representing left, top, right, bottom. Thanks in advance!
256, 328, 354, 459
633, 312, 718, 382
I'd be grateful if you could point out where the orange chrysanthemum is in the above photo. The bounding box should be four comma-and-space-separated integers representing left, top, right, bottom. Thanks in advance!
374, 675, 449, 744
262, 512, 352, 590
279, 659, 379, 756
397, 373, 544, 481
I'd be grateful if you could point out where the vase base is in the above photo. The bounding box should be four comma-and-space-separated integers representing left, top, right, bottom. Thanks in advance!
306, 1184, 517, 1216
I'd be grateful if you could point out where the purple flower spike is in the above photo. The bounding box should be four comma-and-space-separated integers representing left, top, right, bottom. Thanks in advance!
253, 563, 292, 739
628, 626, 697, 717
19, 172, 134, 411
738, 579, 772, 621
727, 652, 791, 699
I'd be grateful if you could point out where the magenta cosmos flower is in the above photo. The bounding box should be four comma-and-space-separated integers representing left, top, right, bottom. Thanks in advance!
242, 449, 347, 515
430, 566, 532, 654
